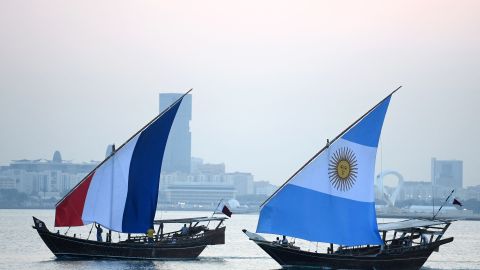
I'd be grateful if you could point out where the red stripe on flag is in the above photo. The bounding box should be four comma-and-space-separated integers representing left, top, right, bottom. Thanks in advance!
54, 172, 95, 227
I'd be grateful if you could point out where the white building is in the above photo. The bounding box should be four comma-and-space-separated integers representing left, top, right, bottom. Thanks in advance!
228, 172, 254, 196
0, 176, 16, 190
0, 151, 97, 199
159, 172, 235, 205
254, 181, 277, 196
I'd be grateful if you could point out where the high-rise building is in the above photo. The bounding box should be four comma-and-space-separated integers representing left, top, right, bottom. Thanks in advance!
227, 172, 254, 196
431, 158, 463, 189
159, 93, 192, 173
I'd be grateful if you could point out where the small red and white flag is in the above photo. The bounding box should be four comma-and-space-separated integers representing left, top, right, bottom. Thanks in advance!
215, 200, 232, 217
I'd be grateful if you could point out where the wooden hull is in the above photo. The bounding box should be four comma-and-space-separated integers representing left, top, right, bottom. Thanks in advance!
33, 217, 225, 260
252, 238, 453, 270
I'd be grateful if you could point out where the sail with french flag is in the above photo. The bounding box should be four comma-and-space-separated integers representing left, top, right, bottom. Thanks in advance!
54, 90, 190, 233
256, 88, 400, 246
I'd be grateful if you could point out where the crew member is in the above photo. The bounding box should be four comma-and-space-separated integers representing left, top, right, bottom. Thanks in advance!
421, 234, 430, 245
180, 224, 189, 235
95, 223, 103, 242
147, 228, 155, 243
281, 235, 288, 245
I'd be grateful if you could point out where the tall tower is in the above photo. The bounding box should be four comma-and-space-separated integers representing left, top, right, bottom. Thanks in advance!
159, 93, 192, 173
431, 158, 463, 189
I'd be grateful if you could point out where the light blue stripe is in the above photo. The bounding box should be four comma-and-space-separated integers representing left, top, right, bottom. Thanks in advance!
342, 96, 390, 147
256, 184, 383, 246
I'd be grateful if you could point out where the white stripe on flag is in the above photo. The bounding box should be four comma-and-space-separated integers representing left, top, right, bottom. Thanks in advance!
289, 138, 377, 203
82, 134, 140, 231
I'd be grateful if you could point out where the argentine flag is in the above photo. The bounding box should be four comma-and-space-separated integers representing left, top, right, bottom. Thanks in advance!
256, 96, 391, 246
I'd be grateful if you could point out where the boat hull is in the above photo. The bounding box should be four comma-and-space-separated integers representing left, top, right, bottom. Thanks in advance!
33, 217, 224, 260
252, 238, 453, 270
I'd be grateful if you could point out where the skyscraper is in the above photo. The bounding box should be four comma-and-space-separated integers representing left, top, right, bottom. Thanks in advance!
159, 93, 192, 173
431, 158, 463, 189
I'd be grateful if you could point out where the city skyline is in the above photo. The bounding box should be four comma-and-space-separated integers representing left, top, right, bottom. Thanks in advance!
0, 89, 477, 187
1, 1, 479, 186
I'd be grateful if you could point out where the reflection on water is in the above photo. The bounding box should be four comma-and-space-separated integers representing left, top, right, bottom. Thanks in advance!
37, 257, 273, 270
0, 210, 479, 270
39, 260, 159, 270
35, 256, 266, 269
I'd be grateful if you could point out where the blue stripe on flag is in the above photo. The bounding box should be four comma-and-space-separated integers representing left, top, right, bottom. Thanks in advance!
342, 96, 390, 147
256, 184, 382, 246
122, 101, 182, 233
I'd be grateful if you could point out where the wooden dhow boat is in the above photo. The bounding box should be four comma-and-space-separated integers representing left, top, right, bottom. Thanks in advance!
244, 219, 453, 270
33, 90, 228, 260
33, 216, 226, 259
243, 87, 454, 270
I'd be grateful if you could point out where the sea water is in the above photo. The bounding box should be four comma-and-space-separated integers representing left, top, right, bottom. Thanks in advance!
0, 209, 479, 270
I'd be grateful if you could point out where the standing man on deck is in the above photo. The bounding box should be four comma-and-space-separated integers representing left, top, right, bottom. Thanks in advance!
181, 224, 189, 235
95, 223, 103, 242
281, 235, 288, 245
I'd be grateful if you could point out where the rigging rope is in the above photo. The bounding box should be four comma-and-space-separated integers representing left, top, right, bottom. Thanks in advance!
87, 223, 94, 240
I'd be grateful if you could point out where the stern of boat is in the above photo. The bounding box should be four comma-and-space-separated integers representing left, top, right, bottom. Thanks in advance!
203, 226, 226, 245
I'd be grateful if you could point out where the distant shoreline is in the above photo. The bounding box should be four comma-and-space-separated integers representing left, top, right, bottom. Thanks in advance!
2, 207, 480, 220
377, 212, 480, 221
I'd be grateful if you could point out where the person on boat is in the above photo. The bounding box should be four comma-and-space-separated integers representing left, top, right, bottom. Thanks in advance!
180, 224, 189, 235
147, 228, 155, 243
281, 235, 288, 245
95, 223, 103, 242
275, 237, 280, 244
421, 234, 430, 245
403, 238, 412, 247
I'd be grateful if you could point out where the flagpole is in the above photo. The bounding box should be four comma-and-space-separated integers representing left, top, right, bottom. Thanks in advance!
55, 89, 193, 207
211, 198, 224, 217
261, 86, 402, 208
432, 170, 435, 219
207, 199, 224, 227
433, 189, 455, 220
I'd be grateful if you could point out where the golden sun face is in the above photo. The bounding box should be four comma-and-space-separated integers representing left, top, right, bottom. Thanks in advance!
336, 160, 351, 179
328, 147, 358, 191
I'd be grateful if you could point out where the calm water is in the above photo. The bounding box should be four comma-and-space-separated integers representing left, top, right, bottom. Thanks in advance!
0, 209, 479, 270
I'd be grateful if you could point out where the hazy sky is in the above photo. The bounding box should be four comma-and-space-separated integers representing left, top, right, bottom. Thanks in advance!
1, 0, 479, 187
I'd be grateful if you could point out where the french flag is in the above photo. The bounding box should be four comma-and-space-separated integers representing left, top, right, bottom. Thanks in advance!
55, 96, 184, 233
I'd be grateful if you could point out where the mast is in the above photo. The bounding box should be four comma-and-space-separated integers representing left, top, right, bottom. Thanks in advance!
261, 86, 402, 208
55, 89, 193, 207
109, 144, 115, 235
432, 159, 436, 218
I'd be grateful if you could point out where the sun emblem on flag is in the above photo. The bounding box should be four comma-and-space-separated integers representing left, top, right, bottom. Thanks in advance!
328, 147, 358, 191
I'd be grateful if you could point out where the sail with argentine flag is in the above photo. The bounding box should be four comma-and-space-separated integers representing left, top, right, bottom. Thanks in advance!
256, 89, 398, 246
54, 90, 190, 233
